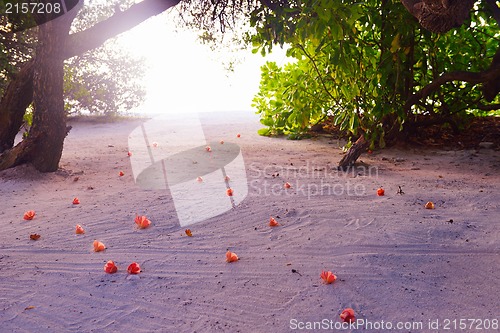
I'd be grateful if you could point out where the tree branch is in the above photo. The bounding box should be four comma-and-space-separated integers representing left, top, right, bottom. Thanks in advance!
404, 63, 500, 113
476, 102, 500, 111
485, 0, 500, 27
1, 0, 182, 153
64, 0, 181, 59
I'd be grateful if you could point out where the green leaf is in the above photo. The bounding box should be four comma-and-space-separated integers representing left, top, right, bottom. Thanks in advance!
258, 128, 272, 136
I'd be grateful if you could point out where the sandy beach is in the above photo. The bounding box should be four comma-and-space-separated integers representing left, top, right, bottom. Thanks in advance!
0, 111, 499, 332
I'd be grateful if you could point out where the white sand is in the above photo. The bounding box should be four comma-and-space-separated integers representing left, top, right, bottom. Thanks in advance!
1, 112, 499, 332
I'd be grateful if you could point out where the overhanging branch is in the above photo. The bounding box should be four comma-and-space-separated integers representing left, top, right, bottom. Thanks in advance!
404, 64, 500, 113
64, 0, 181, 59
477, 102, 500, 111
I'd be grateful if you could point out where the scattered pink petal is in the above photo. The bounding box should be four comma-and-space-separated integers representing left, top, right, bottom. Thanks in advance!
205, 146, 212, 152
152, 142, 158, 148
93, 240, 106, 252
30, 234, 41, 240
127, 151, 132, 157
340, 308, 356, 323
320, 270, 337, 284
23, 210, 36, 220
220, 140, 224, 144
75, 224, 85, 234
197, 176, 203, 182
104, 260, 118, 274
226, 250, 238, 263
127, 262, 141, 274
135, 215, 151, 229
269, 217, 279, 227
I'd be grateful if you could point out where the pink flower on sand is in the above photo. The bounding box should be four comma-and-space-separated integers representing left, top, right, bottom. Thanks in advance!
340, 308, 356, 323
127, 262, 141, 274
320, 271, 337, 284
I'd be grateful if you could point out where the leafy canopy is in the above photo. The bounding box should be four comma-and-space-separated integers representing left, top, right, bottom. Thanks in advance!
249, 0, 499, 146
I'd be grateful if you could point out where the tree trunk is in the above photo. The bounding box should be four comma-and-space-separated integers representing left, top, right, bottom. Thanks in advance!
338, 135, 369, 170
0, 13, 73, 172
29, 17, 71, 172
0, 60, 35, 153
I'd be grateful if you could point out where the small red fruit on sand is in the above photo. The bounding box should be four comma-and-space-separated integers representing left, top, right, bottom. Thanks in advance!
185, 229, 193, 237
284, 182, 292, 189
104, 260, 118, 274
220, 140, 224, 144
236, 133, 241, 138
377, 188, 385, 196
23, 210, 36, 220
119, 171, 125, 177
226, 251, 239, 262
72, 197, 80, 205
320, 271, 337, 284
269, 217, 279, 227
226, 188, 234, 196
75, 224, 85, 234
340, 308, 356, 323
196, 176, 203, 182
425, 201, 435, 209
127, 262, 141, 274
205, 146, 212, 152
127, 151, 132, 157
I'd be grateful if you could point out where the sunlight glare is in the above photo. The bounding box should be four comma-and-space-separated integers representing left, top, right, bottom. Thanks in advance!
116, 10, 288, 115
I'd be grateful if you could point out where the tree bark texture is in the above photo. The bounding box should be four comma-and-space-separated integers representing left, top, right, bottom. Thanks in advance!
0, 60, 34, 153
29, 17, 71, 172
400, 0, 475, 33
338, 135, 369, 170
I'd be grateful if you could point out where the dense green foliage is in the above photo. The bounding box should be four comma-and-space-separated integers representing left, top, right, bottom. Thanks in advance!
249, 0, 499, 146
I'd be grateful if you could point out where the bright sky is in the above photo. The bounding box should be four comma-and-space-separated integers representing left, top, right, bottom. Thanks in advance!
116, 8, 289, 115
